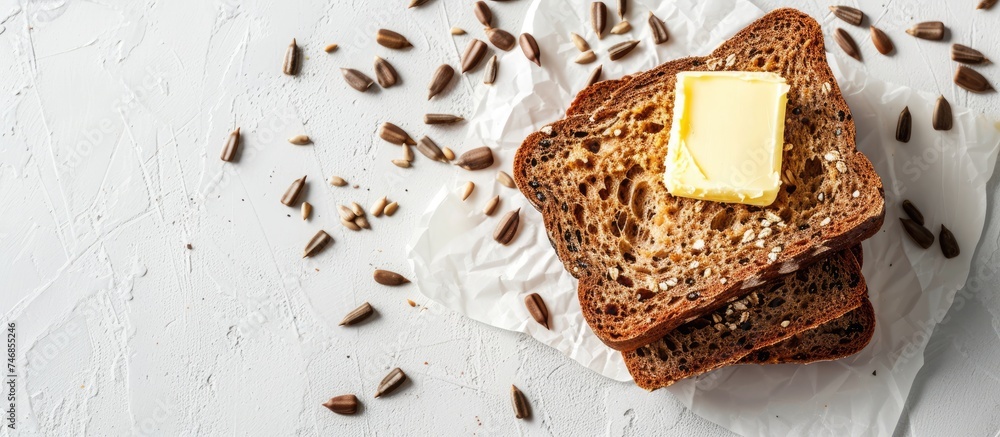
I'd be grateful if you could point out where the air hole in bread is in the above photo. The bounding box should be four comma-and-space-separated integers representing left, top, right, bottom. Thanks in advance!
710, 209, 730, 231
615, 275, 634, 288
644, 122, 664, 134
617, 179, 632, 204
802, 157, 823, 180
572, 204, 585, 226
656, 347, 669, 361
598, 176, 612, 200
605, 303, 619, 316
631, 182, 650, 217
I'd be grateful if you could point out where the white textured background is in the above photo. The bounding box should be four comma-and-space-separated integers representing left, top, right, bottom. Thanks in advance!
1, 0, 998, 436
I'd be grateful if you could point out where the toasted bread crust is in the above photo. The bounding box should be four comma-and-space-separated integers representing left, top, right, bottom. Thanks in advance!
514, 9, 885, 351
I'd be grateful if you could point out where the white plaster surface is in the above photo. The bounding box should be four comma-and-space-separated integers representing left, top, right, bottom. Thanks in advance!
1, 0, 998, 436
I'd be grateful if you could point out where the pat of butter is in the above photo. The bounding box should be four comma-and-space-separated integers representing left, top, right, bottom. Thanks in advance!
663, 71, 790, 206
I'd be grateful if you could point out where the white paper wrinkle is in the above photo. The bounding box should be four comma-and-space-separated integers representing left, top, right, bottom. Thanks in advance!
407, 1, 1000, 436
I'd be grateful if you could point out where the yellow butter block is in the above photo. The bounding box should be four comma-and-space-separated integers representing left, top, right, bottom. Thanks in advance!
663, 71, 790, 206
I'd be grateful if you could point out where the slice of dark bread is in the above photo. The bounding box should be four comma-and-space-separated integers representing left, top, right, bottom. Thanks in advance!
739, 298, 875, 365
623, 250, 867, 389
570, 72, 877, 368
513, 8, 885, 350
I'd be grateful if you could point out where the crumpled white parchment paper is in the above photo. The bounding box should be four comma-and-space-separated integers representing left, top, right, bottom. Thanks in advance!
406, 0, 1000, 435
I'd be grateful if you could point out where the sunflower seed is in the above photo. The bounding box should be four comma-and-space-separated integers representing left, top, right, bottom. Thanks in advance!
374, 269, 410, 286
323, 43, 339, 53
649, 12, 669, 44
575, 50, 597, 64
450, 27, 466, 35
523, 292, 548, 328
496, 171, 515, 188
460, 181, 475, 201
454, 147, 495, 170
586, 64, 603, 87
896, 106, 911, 143
375, 368, 406, 398
301, 202, 312, 220
951, 44, 990, 64
483, 55, 498, 84
408, 0, 430, 7
281, 176, 307, 206
323, 395, 359, 415
220, 127, 240, 162
901, 199, 925, 225
933, 96, 953, 131
954, 65, 994, 93
511, 385, 530, 419
354, 217, 369, 229
329, 175, 348, 187
978, 0, 998, 9
519, 33, 541, 66
616, 0, 626, 20
371, 196, 388, 217
373, 56, 399, 88
570, 33, 590, 52
834, 28, 861, 61
428, 64, 455, 99
442, 147, 456, 161
391, 159, 410, 168
349, 202, 364, 217
339, 302, 374, 326
384, 202, 399, 216
378, 122, 416, 145
341, 68, 374, 92
473, 1, 492, 27
424, 114, 465, 124
870, 26, 893, 55
485, 27, 516, 51
939, 225, 960, 258
303, 230, 332, 258
906, 21, 944, 40
341, 218, 361, 231
337, 205, 357, 221
494, 208, 520, 245
288, 134, 311, 145
483, 195, 500, 215
829, 6, 863, 26
402, 144, 414, 162
591, 2, 607, 39
900, 218, 934, 249
376, 29, 412, 49
283, 38, 300, 75
610, 20, 631, 35
416, 136, 446, 161
609, 40, 639, 61
461, 39, 488, 73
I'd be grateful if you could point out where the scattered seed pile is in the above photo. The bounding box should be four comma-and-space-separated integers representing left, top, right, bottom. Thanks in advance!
214, 0, 989, 413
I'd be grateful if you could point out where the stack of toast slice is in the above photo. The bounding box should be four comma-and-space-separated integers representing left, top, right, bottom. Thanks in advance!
513, 8, 885, 389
